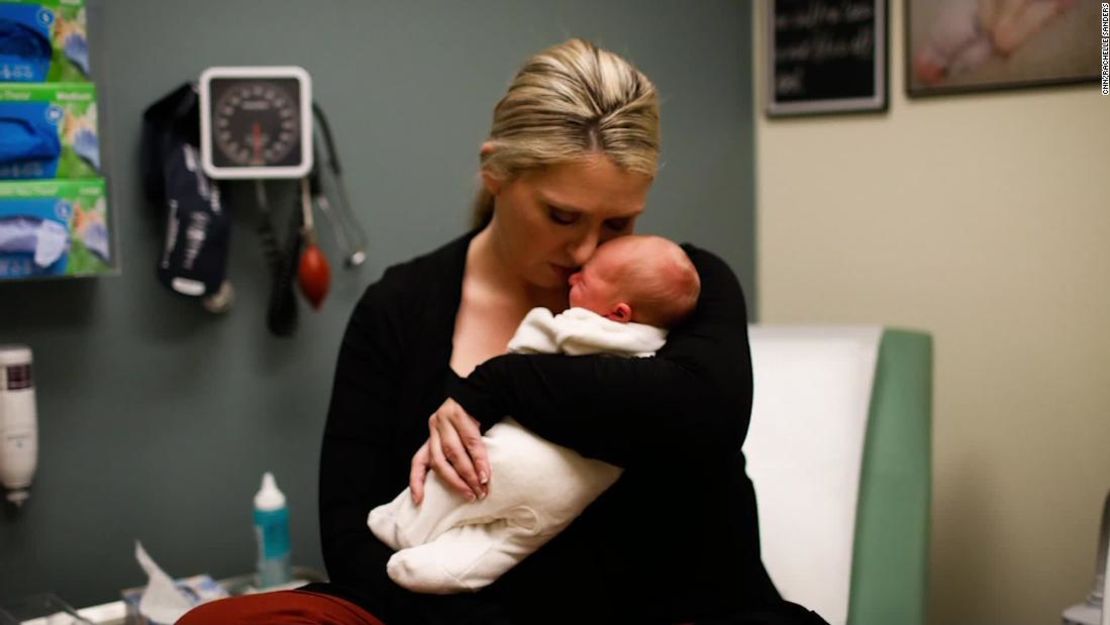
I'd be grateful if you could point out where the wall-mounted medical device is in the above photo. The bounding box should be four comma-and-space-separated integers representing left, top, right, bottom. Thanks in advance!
144, 66, 368, 335
199, 66, 313, 180
0, 344, 37, 506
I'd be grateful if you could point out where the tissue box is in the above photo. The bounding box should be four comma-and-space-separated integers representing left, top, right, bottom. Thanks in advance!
0, 0, 89, 82
121, 575, 228, 625
0, 177, 111, 279
0, 82, 99, 180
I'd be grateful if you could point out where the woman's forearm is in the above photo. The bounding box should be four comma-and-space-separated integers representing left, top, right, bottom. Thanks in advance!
450, 244, 754, 468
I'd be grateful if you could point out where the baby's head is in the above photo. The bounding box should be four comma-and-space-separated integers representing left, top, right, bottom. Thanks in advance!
568, 235, 700, 328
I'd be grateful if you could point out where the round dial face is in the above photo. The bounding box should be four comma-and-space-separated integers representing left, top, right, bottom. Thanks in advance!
210, 78, 302, 168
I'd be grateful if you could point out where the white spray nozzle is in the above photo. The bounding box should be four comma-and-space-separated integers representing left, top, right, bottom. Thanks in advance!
254, 472, 286, 511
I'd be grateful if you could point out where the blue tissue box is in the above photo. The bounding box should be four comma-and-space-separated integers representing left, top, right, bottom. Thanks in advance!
0, 0, 89, 82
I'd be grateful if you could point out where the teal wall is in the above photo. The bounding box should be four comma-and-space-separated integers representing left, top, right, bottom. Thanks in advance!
0, 0, 756, 607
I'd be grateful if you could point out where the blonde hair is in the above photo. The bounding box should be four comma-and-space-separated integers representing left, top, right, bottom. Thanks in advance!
602, 235, 701, 328
471, 38, 661, 228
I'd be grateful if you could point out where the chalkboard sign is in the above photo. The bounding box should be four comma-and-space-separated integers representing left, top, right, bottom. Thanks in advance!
766, 0, 887, 116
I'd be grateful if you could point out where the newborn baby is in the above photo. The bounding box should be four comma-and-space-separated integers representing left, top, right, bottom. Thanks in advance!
912, 0, 1078, 85
368, 234, 701, 594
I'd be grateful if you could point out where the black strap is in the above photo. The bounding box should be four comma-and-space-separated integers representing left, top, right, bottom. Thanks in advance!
254, 180, 302, 337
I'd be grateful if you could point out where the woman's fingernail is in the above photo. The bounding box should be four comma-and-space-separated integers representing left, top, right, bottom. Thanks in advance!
466, 491, 476, 501
480, 472, 489, 484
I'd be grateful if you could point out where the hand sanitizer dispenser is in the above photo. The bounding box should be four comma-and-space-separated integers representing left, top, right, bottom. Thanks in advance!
0, 345, 37, 506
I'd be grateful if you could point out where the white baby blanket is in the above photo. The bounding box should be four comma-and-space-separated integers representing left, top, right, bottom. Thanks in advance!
367, 307, 666, 593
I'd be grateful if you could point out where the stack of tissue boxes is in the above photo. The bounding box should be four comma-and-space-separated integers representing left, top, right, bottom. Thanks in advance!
0, 0, 113, 280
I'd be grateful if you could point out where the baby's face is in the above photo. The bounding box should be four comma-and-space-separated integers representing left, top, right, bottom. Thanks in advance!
567, 248, 626, 315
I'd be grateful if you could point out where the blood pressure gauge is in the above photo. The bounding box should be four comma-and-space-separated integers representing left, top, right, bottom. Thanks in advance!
199, 66, 313, 179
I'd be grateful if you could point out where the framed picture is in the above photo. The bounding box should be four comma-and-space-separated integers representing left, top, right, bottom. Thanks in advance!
766, 0, 889, 117
906, 0, 1101, 96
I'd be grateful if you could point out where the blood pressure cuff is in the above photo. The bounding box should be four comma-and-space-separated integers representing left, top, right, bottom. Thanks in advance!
141, 83, 229, 298
0, 4, 54, 82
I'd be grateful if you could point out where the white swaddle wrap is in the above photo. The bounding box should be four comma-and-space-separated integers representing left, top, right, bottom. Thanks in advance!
367, 307, 667, 593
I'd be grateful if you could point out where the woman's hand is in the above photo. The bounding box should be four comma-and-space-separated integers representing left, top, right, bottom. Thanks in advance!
410, 397, 490, 505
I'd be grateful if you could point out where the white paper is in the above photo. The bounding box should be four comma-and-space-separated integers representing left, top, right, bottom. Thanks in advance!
134, 541, 193, 625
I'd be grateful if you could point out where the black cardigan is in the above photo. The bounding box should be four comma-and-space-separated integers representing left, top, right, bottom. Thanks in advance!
313, 228, 781, 625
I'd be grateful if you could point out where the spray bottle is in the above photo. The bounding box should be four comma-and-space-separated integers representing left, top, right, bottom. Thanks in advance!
253, 472, 291, 587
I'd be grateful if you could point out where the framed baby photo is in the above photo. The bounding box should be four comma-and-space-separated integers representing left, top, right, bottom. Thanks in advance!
906, 0, 1102, 97
766, 0, 889, 117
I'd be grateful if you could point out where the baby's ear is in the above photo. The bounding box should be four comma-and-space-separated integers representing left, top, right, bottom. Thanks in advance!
607, 303, 632, 323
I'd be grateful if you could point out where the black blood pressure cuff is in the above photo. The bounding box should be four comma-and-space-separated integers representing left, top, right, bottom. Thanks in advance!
141, 83, 229, 298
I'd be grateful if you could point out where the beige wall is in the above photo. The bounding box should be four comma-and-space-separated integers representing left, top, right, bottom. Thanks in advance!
753, 2, 1110, 625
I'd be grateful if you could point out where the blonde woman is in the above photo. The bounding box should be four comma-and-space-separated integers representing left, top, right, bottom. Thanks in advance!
179, 39, 826, 625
